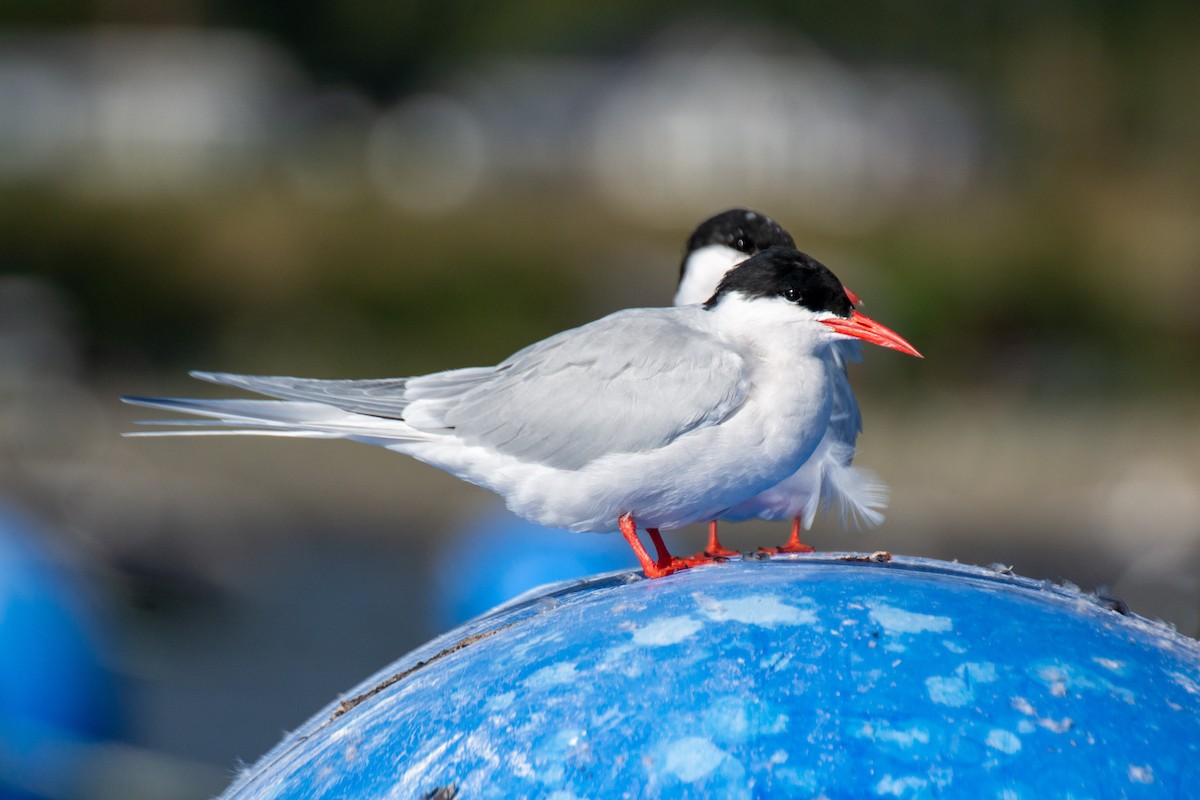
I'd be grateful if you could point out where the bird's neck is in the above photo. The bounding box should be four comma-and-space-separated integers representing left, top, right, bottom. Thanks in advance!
708, 298, 833, 367
674, 245, 742, 306
709, 297, 836, 426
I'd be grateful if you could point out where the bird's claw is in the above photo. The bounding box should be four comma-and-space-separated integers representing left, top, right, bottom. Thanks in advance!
757, 517, 815, 555
639, 553, 724, 578
640, 561, 681, 579
676, 552, 728, 568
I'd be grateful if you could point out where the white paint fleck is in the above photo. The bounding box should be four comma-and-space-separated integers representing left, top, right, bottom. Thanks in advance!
868, 603, 953, 634
398, 733, 463, 787
1012, 696, 1035, 716
1169, 671, 1200, 696
924, 662, 996, 707
699, 595, 818, 627
633, 615, 702, 646
1039, 716, 1073, 734
855, 722, 930, 748
664, 736, 726, 782
501, 738, 534, 778
1016, 720, 1035, 734
1037, 666, 1069, 697
773, 766, 823, 792
962, 662, 998, 683
702, 696, 788, 741
524, 662, 577, 688
600, 643, 635, 669
1128, 764, 1155, 784
875, 774, 929, 795
1093, 657, 1125, 672
926, 674, 971, 707
942, 640, 967, 654
761, 651, 793, 672
986, 729, 1022, 754
880, 726, 930, 748
928, 766, 953, 791
485, 691, 515, 711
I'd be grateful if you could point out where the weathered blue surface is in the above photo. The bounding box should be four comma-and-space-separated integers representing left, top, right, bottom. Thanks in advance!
222, 555, 1200, 799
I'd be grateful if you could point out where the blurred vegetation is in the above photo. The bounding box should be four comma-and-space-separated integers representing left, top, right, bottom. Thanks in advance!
0, 190, 590, 376
2, 171, 1198, 402
0, 1, 1197, 405
9, 1, 1200, 97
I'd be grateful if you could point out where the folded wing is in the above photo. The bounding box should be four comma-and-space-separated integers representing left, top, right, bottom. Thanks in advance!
128, 308, 751, 472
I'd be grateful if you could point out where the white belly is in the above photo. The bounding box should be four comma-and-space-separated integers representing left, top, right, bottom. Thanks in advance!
397, 352, 833, 533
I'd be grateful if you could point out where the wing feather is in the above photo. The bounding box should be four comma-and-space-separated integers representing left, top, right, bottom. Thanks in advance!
440, 308, 749, 469
139, 307, 749, 472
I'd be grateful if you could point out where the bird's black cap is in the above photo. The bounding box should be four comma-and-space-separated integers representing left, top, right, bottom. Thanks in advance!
682, 208, 796, 279
704, 246, 853, 318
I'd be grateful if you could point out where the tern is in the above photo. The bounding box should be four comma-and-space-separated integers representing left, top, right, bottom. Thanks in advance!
677, 209, 889, 557
124, 246, 920, 578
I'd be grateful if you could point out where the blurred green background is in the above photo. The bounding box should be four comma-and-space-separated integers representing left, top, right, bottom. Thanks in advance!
2, 1, 1198, 797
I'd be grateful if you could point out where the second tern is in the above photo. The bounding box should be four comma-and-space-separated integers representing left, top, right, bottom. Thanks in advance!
677, 209, 893, 556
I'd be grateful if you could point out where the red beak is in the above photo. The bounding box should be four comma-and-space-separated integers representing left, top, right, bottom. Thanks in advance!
821, 311, 922, 358
842, 285, 862, 306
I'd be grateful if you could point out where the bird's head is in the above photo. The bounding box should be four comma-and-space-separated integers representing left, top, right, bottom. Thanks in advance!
703, 246, 922, 358
681, 208, 795, 277
678, 209, 860, 309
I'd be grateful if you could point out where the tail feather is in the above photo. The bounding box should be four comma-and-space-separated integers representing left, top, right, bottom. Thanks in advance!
126, 428, 343, 438
188, 371, 413, 419
820, 460, 888, 530
121, 395, 423, 441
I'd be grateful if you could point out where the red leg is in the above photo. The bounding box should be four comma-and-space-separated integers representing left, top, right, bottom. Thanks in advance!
646, 527, 673, 570
704, 520, 739, 558
640, 522, 726, 573
759, 517, 816, 555
619, 514, 678, 578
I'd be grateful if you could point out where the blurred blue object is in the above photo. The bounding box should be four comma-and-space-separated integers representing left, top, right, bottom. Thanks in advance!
0, 506, 119, 800
432, 504, 636, 627
223, 555, 1200, 799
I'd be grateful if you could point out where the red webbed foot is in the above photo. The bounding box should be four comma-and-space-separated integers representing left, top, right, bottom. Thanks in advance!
648, 528, 726, 570
619, 515, 686, 578
618, 517, 728, 578
702, 520, 739, 558
757, 517, 816, 555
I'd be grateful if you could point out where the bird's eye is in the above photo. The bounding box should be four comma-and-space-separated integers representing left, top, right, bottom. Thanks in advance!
782, 287, 801, 303
734, 236, 748, 251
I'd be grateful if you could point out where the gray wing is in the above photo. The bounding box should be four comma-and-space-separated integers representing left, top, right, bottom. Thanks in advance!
439, 308, 749, 469
192, 307, 750, 471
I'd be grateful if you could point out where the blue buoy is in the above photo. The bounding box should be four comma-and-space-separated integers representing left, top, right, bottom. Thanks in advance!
0, 507, 118, 800
221, 555, 1200, 799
